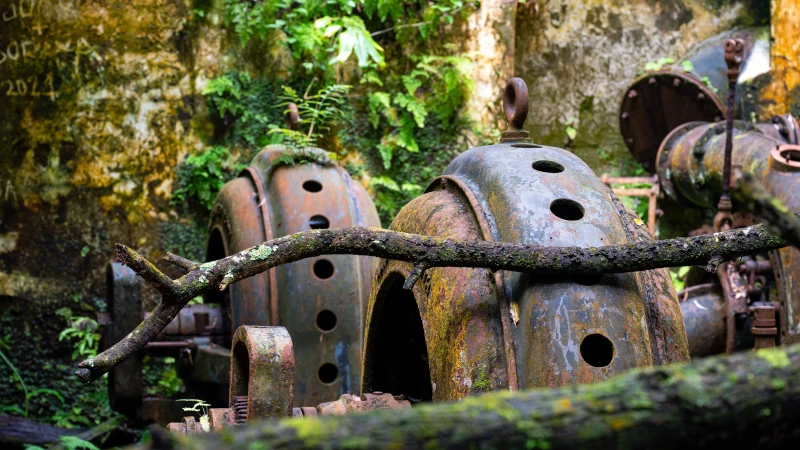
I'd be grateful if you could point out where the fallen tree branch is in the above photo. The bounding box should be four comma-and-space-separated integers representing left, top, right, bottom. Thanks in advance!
156, 345, 800, 449
732, 172, 800, 249
76, 214, 800, 384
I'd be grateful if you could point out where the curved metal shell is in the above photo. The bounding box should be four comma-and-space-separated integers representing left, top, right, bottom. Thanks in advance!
207, 145, 380, 407
363, 142, 689, 399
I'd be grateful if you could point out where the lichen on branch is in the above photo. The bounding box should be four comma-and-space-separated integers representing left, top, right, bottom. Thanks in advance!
75, 204, 800, 384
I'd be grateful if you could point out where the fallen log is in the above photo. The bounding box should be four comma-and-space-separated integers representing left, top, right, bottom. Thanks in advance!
157, 345, 800, 450
0, 414, 81, 447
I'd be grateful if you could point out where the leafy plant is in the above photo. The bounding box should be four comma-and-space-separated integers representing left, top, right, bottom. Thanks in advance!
143, 356, 183, 398
202, 72, 284, 149
25, 436, 100, 450
364, 54, 472, 169
172, 146, 246, 213
701, 75, 719, 94
643, 57, 674, 72
670, 266, 691, 292
58, 316, 100, 361
269, 83, 351, 149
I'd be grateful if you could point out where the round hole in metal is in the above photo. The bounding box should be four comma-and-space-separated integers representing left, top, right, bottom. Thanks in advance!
511, 143, 542, 148
550, 199, 585, 221
316, 309, 337, 332
313, 259, 334, 279
309, 215, 330, 229
318, 363, 339, 384
303, 180, 323, 192
532, 160, 565, 173
580, 334, 614, 367
573, 274, 603, 286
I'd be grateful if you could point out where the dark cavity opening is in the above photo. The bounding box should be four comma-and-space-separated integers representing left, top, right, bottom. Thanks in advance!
303, 180, 323, 192
318, 363, 339, 384
532, 160, 565, 173
362, 274, 432, 402
309, 215, 330, 229
316, 309, 337, 332
232, 341, 250, 397
783, 149, 800, 161
511, 143, 542, 148
550, 198, 585, 221
580, 334, 614, 367
573, 274, 603, 286
313, 259, 334, 279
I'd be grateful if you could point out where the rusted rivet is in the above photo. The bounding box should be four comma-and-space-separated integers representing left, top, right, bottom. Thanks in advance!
627, 90, 638, 99
626, 138, 634, 145
503, 78, 529, 130
673, 78, 681, 87
648, 78, 657, 85
697, 93, 705, 100
621, 112, 629, 119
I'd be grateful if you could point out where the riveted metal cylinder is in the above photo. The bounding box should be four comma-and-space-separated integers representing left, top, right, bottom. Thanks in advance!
207, 146, 380, 407
362, 141, 690, 399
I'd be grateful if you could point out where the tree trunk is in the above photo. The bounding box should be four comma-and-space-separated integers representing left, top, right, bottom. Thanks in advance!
160, 345, 800, 450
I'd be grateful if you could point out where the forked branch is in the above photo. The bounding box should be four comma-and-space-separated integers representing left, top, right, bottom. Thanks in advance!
76, 181, 800, 384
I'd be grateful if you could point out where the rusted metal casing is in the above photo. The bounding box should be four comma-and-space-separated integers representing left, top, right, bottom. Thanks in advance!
678, 285, 727, 357
230, 326, 295, 421
657, 120, 800, 340
363, 88, 690, 399
206, 146, 380, 407
620, 28, 771, 172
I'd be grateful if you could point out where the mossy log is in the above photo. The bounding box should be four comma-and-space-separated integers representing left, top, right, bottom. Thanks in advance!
157, 345, 800, 450
0, 414, 81, 447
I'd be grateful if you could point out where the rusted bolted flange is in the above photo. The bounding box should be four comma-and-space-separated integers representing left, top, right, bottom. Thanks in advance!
230, 326, 295, 422
500, 78, 531, 143
771, 144, 800, 170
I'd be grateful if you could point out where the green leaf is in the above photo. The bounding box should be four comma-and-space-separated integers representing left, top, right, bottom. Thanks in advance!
394, 94, 427, 128
565, 125, 577, 140
377, 142, 393, 169
370, 175, 400, 191
681, 60, 694, 72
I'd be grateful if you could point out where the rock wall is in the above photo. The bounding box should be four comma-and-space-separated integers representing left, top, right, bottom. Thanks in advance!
514, 0, 768, 171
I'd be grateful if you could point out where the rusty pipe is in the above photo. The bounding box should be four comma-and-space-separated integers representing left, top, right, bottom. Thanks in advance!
656, 119, 800, 336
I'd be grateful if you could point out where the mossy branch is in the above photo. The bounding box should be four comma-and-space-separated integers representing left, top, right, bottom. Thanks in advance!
157, 345, 800, 449
75, 207, 800, 384
732, 172, 800, 249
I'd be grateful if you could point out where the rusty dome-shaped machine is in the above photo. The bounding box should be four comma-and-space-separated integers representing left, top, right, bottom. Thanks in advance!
617, 31, 800, 357
360, 78, 690, 401
105, 139, 380, 420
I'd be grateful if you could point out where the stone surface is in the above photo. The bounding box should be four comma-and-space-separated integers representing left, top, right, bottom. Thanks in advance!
514, 0, 767, 173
